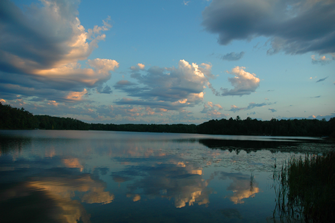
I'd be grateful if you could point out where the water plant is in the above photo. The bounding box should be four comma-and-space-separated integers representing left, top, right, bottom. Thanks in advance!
273, 151, 335, 222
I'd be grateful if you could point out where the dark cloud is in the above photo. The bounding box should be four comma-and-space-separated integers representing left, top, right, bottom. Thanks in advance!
316, 76, 328, 83
247, 112, 256, 116
221, 52, 245, 61
229, 102, 272, 113
269, 108, 277, 113
202, 0, 335, 55
97, 85, 113, 94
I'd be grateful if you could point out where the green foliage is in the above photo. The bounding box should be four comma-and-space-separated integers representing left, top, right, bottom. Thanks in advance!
275, 152, 335, 222
0, 103, 39, 129
35, 115, 90, 130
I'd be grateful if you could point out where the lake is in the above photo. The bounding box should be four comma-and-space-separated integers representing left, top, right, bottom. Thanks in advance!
0, 130, 333, 223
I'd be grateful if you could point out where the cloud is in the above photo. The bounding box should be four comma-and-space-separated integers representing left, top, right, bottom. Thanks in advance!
130, 63, 145, 71
201, 101, 227, 118
229, 105, 244, 113
221, 52, 245, 61
268, 108, 277, 113
65, 89, 88, 101
0, 0, 118, 102
202, 0, 335, 55
97, 85, 113, 94
228, 102, 271, 113
183, 1, 190, 6
220, 66, 260, 96
316, 76, 328, 83
115, 60, 212, 111
311, 55, 332, 65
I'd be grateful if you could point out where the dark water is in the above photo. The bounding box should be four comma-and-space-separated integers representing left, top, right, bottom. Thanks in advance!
0, 130, 333, 223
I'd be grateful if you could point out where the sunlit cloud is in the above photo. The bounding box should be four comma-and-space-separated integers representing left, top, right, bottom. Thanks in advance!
311, 55, 332, 65
0, 0, 118, 102
220, 66, 260, 96
201, 101, 227, 118
65, 89, 88, 101
115, 59, 212, 111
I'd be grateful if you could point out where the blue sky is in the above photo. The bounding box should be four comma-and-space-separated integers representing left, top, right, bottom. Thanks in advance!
0, 0, 334, 124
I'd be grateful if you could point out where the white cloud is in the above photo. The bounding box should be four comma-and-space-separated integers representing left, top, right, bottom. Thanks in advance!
220, 66, 260, 96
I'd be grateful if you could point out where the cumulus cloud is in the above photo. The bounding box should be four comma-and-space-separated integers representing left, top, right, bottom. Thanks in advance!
202, 0, 335, 55
316, 76, 328, 83
311, 55, 332, 65
115, 60, 212, 111
0, 0, 118, 102
201, 101, 227, 118
220, 66, 260, 96
221, 52, 245, 61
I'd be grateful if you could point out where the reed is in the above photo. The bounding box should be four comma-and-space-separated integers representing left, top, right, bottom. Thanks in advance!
274, 151, 335, 222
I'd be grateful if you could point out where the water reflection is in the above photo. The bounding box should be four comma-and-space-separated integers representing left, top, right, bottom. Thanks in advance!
0, 169, 112, 223
112, 162, 210, 208
0, 130, 332, 223
219, 172, 259, 204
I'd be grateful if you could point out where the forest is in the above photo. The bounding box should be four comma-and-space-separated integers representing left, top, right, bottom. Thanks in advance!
1, 102, 334, 137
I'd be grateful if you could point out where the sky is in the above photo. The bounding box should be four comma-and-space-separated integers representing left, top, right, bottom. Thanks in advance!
0, 0, 334, 124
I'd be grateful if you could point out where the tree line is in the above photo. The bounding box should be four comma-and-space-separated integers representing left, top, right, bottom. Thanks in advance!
1, 102, 334, 137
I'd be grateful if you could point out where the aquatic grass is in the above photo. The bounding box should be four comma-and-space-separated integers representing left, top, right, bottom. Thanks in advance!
274, 151, 335, 222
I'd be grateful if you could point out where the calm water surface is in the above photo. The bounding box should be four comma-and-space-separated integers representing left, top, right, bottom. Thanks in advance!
0, 130, 333, 223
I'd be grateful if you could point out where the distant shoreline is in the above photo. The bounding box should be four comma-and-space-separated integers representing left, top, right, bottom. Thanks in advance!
1, 102, 335, 137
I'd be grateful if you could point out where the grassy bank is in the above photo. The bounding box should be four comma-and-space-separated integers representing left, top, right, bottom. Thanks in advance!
274, 152, 335, 222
